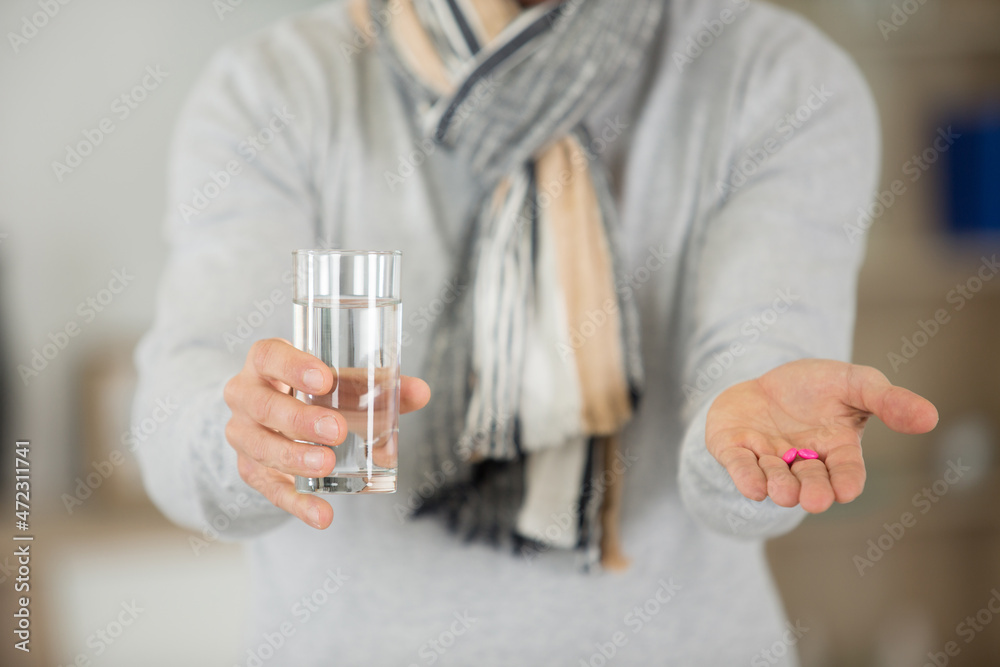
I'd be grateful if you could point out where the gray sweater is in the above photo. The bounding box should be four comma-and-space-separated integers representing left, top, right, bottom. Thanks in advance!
133, 0, 878, 664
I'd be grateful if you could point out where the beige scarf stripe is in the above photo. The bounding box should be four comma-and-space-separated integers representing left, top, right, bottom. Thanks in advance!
378, 0, 454, 95
466, 0, 520, 41
538, 138, 633, 434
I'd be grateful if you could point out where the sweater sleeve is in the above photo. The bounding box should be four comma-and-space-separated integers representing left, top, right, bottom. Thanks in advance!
675, 10, 881, 539
131, 28, 334, 540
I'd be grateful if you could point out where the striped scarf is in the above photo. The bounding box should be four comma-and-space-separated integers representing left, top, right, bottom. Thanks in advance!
362, 0, 659, 570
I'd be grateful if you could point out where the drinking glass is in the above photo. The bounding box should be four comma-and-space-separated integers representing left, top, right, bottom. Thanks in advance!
292, 250, 401, 494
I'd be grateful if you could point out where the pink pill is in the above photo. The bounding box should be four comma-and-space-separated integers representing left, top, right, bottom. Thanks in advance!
798, 449, 819, 460
781, 449, 799, 464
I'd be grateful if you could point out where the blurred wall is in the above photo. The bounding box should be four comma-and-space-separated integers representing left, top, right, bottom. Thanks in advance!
767, 1, 1000, 665
0, 4, 327, 665
0, 0, 329, 511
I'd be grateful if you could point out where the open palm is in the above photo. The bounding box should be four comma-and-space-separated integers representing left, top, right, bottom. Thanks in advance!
706, 359, 939, 513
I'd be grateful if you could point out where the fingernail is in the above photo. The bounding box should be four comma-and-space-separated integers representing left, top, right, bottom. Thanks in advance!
798, 449, 819, 460
307, 506, 322, 527
781, 449, 799, 465
304, 449, 325, 470
315, 416, 339, 441
303, 369, 324, 393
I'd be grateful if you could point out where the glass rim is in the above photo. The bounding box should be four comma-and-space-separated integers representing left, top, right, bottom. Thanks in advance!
293, 249, 402, 257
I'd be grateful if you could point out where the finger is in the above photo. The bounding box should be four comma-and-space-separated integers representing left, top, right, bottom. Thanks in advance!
236, 455, 333, 529
759, 454, 801, 508
790, 459, 835, 513
323, 368, 393, 410
825, 444, 866, 503
400, 376, 431, 414
847, 365, 939, 434
227, 417, 336, 477
250, 338, 336, 396
299, 370, 429, 417
228, 379, 347, 446
306, 375, 425, 445
716, 445, 767, 502
370, 430, 398, 469
339, 408, 397, 445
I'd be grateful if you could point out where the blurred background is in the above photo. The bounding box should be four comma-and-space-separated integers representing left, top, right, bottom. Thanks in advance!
0, 0, 998, 665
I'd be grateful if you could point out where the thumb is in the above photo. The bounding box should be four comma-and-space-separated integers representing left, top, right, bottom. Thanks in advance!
849, 365, 939, 435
